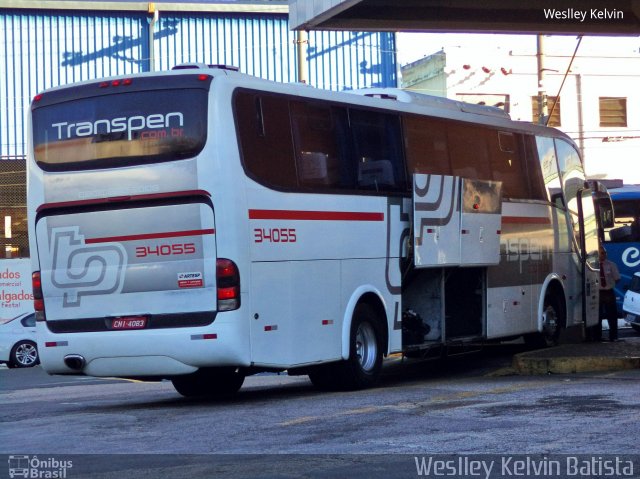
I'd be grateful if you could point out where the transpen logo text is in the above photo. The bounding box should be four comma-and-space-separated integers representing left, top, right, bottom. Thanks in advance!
51, 112, 184, 141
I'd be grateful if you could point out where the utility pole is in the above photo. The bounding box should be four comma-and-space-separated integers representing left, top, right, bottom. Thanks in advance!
296, 30, 308, 83
148, 2, 158, 72
536, 34, 548, 125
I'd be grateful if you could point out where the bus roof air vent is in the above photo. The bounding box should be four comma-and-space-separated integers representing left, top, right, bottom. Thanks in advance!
363, 93, 397, 101
172, 63, 239, 72
349, 88, 510, 119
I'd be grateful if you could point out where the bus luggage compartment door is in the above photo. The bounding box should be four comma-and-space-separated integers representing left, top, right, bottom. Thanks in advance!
459, 178, 502, 265
412, 174, 502, 268
35, 200, 217, 324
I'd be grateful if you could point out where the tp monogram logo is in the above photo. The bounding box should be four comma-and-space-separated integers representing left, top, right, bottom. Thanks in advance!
50, 227, 127, 307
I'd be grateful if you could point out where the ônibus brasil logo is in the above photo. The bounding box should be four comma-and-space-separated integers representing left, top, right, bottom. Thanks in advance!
8, 455, 73, 478
51, 111, 184, 141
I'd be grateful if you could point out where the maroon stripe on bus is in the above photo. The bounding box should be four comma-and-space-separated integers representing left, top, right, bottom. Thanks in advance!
85, 229, 215, 244
36, 189, 211, 213
248, 209, 384, 222
502, 216, 550, 224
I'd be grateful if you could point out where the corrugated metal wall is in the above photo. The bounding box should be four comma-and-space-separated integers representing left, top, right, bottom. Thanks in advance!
155, 14, 294, 83
307, 29, 396, 90
0, 7, 397, 158
1, 10, 150, 158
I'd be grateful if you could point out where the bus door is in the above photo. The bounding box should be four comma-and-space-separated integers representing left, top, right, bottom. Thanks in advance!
577, 188, 600, 328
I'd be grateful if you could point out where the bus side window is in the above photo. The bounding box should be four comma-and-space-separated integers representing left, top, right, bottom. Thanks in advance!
234, 90, 297, 189
555, 138, 585, 216
535, 136, 562, 203
290, 101, 354, 190
447, 123, 492, 181
606, 198, 639, 243
555, 139, 586, 242
489, 131, 548, 200
488, 131, 528, 199
403, 114, 451, 176
349, 108, 407, 192
522, 134, 547, 201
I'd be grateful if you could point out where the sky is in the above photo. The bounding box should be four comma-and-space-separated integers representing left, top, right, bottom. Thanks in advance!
395, 33, 640, 66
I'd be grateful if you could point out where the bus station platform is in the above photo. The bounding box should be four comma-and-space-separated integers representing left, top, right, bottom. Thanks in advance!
512, 332, 640, 375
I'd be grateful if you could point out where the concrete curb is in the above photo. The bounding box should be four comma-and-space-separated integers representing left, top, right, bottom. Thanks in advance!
513, 354, 640, 374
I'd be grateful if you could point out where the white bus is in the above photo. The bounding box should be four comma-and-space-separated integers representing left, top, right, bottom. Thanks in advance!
27, 65, 610, 396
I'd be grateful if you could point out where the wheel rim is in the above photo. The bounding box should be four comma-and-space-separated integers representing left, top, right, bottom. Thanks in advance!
542, 305, 558, 341
15, 343, 38, 366
355, 322, 377, 372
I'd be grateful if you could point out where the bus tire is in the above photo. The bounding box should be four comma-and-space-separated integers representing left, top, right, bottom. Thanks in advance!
526, 294, 563, 348
542, 294, 564, 346
336, 303, 384, 390
307, 364, 336, 390
171, 367, 245, 398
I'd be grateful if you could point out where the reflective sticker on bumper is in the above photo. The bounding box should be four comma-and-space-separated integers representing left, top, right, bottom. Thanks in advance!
178, 272, 203, 288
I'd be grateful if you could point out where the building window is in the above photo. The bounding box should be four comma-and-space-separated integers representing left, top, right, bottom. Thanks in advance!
599, 97, 627, 127
531, 96, 561, 127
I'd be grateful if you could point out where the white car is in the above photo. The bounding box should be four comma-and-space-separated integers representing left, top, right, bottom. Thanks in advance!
623, 272, 640, 334
0, 312, 39, 368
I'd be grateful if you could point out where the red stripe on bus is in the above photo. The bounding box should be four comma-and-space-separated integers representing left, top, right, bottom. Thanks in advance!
85, 229, 215, 244
248, 209, 384, 222
36, 189, 211, 213
502, 216, 550, 225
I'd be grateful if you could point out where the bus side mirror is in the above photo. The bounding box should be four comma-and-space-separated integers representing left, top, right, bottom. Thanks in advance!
599, 200, 615, 229
589, 181, 615, 229
592, 193, 614, 229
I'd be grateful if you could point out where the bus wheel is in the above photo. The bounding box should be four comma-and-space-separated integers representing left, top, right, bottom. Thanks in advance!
171, 368, 245, 398
525, 295, 563, 348
541, 296, 562, 346
338, 303, 384, 390
307, 364, 335, 390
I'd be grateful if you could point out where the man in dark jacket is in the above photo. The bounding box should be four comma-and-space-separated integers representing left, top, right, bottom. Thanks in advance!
599, 247, 621, 341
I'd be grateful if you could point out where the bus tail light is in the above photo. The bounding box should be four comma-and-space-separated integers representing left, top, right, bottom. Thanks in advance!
216, 259, 240, 311
99, 79, 133, 88
32, 271, 46, 320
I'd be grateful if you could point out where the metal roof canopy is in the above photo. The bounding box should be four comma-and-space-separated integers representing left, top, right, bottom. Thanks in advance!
289, 0, 640, 35
2, 1, 288, 14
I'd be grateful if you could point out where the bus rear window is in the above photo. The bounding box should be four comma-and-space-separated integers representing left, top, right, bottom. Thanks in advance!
32, 89, 208, 171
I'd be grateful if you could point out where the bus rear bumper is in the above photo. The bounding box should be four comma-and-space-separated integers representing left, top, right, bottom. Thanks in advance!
85, 356, 198, 377
37, 320, 250, 377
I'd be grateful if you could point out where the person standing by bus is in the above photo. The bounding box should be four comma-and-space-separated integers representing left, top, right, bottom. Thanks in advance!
631, 216, 640, 241
599, 247, 621, 341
